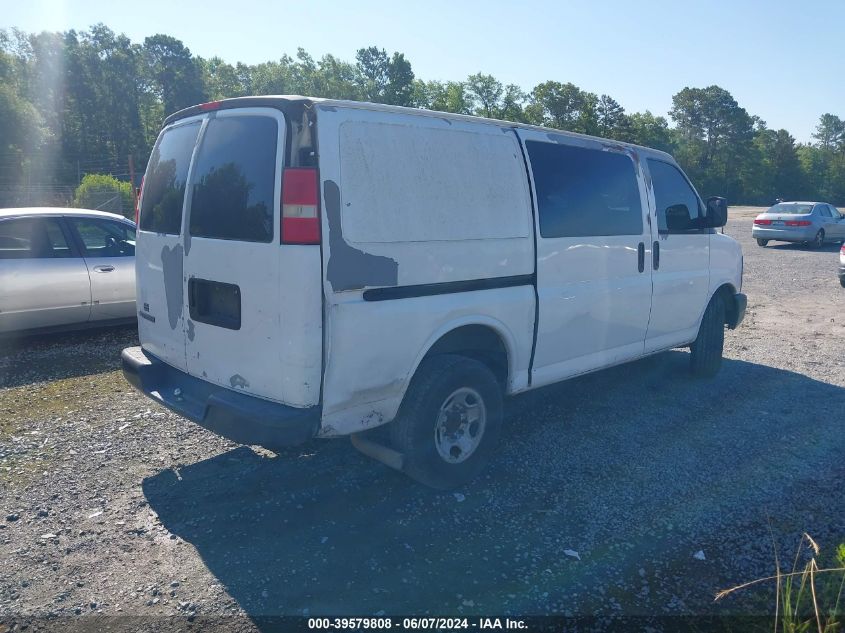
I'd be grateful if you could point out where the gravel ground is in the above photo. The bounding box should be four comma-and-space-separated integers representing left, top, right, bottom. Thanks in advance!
1, 213, 844, 631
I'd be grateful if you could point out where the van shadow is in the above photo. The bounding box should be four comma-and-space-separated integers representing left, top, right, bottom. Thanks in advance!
143, 351, 845, 622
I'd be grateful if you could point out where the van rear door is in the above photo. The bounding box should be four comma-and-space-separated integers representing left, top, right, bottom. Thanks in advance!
137, 118, 202, 372
182, 108, 289, 401
138, 104, 323, 408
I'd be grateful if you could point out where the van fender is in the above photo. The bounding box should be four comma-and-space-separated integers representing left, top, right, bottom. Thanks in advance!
317, 314, 524, 438
693, 280, 738, 339
406, 314, 524, 394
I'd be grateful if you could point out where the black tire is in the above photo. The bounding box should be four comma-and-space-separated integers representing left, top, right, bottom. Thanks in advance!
840, 276, 845, 288
690, 293, 726, 378
756, 238, 769, 247
390, 354, 503, 490
811, 230, 824, 249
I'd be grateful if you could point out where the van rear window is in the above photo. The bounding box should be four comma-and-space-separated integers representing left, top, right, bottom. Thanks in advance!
140, 122, 201, 234
527, 141, 643, 238
189, 116, 278, 243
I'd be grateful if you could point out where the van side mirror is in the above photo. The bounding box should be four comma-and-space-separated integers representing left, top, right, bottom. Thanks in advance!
705, 196, 728, 228
665, 204, 693, 231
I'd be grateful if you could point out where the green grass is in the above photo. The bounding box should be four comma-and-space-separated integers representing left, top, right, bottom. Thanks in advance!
716, 533, 845, 632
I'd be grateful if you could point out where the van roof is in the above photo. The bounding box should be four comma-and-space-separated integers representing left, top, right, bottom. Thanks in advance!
0, 207, 133, 222
164, 95, 676, 163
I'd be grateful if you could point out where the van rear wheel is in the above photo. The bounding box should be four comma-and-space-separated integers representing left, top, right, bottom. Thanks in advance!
390, 355, 503, 490
689, 293, 726, 378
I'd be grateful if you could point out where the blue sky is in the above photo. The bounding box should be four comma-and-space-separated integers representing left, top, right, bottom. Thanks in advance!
4, 0, 842, 142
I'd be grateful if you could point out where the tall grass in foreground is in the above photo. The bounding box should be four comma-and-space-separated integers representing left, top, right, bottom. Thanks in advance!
715, 533, 845, 633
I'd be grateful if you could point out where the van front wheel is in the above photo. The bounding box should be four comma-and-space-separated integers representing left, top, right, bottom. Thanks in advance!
689, 293, 726, 378
390, 355, 503, 490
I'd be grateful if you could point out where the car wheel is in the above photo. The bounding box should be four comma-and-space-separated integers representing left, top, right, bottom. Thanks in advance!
811, 230, 825, 249
756, 238, 769, 247
690, 293, 726, 378
390, 354, 503, 490
840, 277, 845, 288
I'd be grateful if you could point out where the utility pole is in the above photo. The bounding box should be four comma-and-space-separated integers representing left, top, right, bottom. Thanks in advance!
128, 154, 137, 217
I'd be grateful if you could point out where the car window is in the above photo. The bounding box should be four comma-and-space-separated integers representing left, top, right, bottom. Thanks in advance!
189, 115, 278, 243
140, 121, 201, 234
648, 160, 704, 233
830, 205, 843, 219
818, 205, 832, 218
0, 217, 74, 259
69, 218, 136, 257
526, 141, 643, 238
768, 203, 813, 214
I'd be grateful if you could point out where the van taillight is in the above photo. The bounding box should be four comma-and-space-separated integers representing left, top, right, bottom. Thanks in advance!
135, 176, 144, 225
282, 168, 320, 245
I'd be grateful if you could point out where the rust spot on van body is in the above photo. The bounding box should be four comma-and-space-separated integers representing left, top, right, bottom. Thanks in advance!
160, 244, 184, 330
229, 374, 249, 389
323, 179, 398, 292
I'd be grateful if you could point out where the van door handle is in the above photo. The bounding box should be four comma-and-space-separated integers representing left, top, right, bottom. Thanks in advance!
93, 265, 115, 273
637, 242, 645, 273
653, 241, 660, 270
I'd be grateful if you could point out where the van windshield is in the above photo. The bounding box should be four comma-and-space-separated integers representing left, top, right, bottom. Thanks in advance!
768, 203, 813, 214
188, 116, 278, 243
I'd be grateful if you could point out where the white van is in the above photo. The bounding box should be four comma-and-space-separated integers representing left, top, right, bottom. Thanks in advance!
122, 96, 746, 489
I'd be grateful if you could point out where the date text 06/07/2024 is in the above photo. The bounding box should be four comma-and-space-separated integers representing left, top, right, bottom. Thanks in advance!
307, 617, 528, 630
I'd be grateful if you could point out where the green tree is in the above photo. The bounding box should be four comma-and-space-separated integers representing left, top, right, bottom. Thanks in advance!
812, 114, 844, 151
669, 85, 756, 199
628, 111, 674, 153
526, 81, 597, 133
314, 54, 360, 100
73, 173, 134, 217
498, 84, 527, 123
201, 56, 247, 100
466, 72, 503, 118
143, 34, 206, 115
355, 47, 414, 106
596, 94, 630, 140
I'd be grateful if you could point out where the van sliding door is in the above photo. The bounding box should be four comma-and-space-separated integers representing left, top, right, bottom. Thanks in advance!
516, 130, 654, 386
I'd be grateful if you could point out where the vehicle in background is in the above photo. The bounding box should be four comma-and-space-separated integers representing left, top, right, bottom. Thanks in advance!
839, 243, 845, 288
0, 208, 136, 335
123, 96, 745, 489
752, 201, 845, 248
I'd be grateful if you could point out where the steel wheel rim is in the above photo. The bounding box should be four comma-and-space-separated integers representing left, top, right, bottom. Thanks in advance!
434, 387, 487, 464
816, 232, 824, 247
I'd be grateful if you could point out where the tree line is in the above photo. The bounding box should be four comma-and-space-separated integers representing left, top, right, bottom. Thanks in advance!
2, 24, 845, 208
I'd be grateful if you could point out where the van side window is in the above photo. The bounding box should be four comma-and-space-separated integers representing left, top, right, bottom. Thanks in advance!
0, 217, 74, 259
189, 116, 278, 243
526, 141, 643, 238
140, 122, 201, 234
648, 159, 704, 233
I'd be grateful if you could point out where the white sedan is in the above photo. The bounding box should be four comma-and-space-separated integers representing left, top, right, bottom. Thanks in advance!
0, 207, 136, 334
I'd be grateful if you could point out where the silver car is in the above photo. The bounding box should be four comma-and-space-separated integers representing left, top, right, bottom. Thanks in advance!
0, 207, 136, 334
752, 201, 845, 248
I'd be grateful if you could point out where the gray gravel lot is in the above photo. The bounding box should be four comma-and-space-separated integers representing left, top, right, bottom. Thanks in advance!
1, 214, 843, 630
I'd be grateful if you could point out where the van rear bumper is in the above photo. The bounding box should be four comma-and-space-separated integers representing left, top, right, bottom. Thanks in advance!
121, 346, 320, 448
